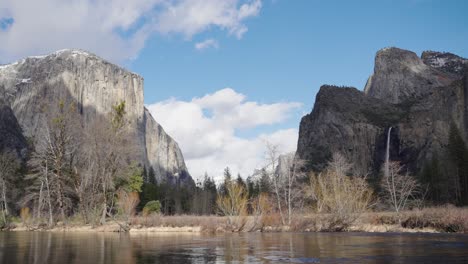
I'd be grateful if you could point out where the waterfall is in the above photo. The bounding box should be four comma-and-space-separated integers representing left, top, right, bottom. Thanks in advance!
384, 127, 392, 177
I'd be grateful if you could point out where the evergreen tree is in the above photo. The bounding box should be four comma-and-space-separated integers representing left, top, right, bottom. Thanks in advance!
448, 123, 468, 205
419, 153, 448, 203
202, 174, 217, 214
142, 165, 148, 183
259, 168, 271, 194
220, 167, 232, 196
148, 166, 156, 185
236, 173, 246, 190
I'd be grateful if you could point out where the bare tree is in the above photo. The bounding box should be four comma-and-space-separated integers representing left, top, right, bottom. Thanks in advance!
26, 140, 55, 227
309, 153, 374, 230
24, 100, 79, 225
264, 142, 306, 225
216, 180, 248, 227
381, 162, 421, 213
265, 142, 286, 224
0, 152, 19, 223
78, 101, 135, 225
46, 101, 79, 221
276, 153, 306, 225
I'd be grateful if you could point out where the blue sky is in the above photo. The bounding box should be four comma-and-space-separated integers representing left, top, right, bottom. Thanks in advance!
132, 0, 468, 108
1, 0, 467, 179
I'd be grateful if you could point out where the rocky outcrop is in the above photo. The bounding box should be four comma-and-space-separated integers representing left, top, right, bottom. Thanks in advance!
364, 47, 456, 104
297, 47, 468, 180
144, 108, 191, 184
0, 100, 27, 158
276, 153, 295, 176
0, 49, 191, 184
422, 51, 468, 77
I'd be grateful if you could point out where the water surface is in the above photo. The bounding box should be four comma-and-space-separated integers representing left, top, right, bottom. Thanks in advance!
0, 231, 467, 263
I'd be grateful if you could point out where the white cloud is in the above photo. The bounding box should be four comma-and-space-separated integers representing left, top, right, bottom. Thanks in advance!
146, 88, 301, 181
156, 0, 262, 39
195, 39, 219, 50
0, 0, 262, 63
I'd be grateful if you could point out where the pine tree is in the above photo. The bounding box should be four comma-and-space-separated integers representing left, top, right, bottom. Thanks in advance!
448, 123, 468, 205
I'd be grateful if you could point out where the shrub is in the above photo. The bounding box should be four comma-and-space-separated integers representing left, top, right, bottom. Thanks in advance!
216, 181, 248, 218
250, 193, 273, 230
381, 162, 422, 213
308, 153, 374, 231
20, 207, 31, 226
217, 181, 248, 230
117, 191, 140, 221
143, 200, 161, 216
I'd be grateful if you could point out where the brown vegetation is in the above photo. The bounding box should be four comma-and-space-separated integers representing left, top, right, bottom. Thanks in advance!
368, 206, 468, 233
308, 153, 374, 231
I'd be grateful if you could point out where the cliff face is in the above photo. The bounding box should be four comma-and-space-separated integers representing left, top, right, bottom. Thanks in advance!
364, 48, 456, 104
0, 49, 191, 184
144, 108, 191, 184
0, 100, 27, 159
297, 48, 468, 180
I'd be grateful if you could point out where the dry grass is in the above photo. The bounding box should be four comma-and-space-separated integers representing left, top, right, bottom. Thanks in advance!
130, 215, 228, 232
367, 206, 468, 233
128, 206, 468, 234
5, 206, 467, 234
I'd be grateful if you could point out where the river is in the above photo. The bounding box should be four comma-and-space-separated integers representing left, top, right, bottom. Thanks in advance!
0, 232, 467, 263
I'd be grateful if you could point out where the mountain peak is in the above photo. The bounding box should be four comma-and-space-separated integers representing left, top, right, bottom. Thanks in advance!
421, 50, 468, 76
364, 47, 455, 103
0, 49, 141, 79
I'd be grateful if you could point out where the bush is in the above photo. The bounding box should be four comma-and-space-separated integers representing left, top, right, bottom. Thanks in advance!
143, 200, 161, 216
117, 191, 140, 220
20, 207, 31, 226
308, 153, 374, 231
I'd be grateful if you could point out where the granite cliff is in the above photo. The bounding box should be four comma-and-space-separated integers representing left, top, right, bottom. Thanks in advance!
0, 49, 191, 184
0, 99, 27, 159
297, 47, 468, 203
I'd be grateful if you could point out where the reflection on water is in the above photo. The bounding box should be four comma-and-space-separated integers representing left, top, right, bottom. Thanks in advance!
0, 231, 467, 263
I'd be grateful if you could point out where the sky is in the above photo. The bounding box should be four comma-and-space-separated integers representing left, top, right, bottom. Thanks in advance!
1, 0, 467, 181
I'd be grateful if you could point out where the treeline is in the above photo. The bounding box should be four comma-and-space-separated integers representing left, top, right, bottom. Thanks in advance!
419, 123, 468, 205
0, 100, 154, 227
0, 99, 467, 231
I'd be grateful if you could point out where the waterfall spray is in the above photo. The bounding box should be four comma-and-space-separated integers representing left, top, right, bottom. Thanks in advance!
384, 127, 392, 177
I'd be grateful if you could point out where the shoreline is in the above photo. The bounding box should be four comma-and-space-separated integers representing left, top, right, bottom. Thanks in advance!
1, 223, 442, 234
3, 207, 466, 234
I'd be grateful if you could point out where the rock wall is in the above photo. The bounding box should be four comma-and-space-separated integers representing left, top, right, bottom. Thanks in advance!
297, 47, 468, 178
0, 49, 191, 184
0, 99, 27, 159
364, 48, 455, 104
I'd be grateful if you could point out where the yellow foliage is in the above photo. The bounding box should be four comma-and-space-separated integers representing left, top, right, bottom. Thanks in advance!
308, 154, 374, 230
117, 191, 140, 219
20, 207, 31, 224
216, 181, 248, 217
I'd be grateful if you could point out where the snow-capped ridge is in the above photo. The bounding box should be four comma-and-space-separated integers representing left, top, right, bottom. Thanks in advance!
0, 49, 142, 78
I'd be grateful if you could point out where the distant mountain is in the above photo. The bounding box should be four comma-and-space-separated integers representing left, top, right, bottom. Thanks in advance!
0, 49, 192, 185
297, 47, 468, 204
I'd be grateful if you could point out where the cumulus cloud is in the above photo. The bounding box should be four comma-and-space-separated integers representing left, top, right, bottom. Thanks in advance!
0, 0, 262, 63
146, 88, 301, 181
195, 39, 219, 50
157, 0, 261, 39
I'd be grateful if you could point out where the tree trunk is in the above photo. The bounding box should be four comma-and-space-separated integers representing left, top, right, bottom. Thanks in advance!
37, 181, 44, 219
56, 174, 66, 221
1, 178, 8, 224
273, 175, 285, 225
100, 188, 107, 225
45, 163, 53, 227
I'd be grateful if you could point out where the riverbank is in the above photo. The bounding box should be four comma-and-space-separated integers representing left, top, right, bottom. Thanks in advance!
3, 207, 467, 234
